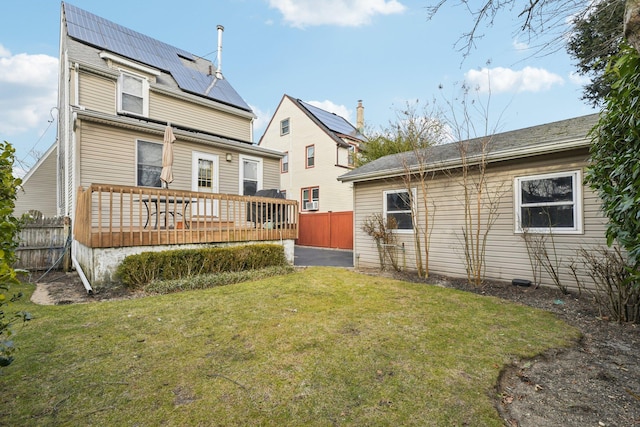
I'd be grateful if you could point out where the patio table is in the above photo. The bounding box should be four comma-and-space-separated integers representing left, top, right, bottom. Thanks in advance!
135, 196, 191, 229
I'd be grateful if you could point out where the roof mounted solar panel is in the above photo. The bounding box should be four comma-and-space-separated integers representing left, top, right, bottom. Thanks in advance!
63, 2, 251, 112
299, 100, 364, 140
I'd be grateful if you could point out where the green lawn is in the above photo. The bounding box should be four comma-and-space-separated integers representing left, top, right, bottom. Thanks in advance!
0, 267, 579, 426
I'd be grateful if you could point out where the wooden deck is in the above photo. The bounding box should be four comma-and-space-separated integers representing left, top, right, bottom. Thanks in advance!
87, 226, 297, 248
75, 184, 299, 249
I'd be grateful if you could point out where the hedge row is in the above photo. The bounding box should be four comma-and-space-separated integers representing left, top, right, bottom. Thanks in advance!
116, 244, 288, 289
144, 265, 295, 294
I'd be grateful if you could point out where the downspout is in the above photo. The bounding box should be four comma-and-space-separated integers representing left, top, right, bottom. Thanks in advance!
74, 62, 79, 105
71, 60, 90, 292
72, 253, 93, 294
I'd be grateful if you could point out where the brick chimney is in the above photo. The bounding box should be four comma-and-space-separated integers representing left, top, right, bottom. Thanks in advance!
356, 100, 364, 132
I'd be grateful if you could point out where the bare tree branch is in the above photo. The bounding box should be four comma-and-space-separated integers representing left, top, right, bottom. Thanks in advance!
426, 0, 596, 59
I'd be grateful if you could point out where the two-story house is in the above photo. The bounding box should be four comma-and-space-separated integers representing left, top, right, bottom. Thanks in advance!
15, 3, 298, 288
258, 95, 365, 249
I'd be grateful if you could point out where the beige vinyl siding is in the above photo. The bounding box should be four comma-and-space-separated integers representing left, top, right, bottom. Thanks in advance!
14, 146, 58, 217
150, 92, 252, 141
77, 120, 279, 195
77, 71, 251, 142
260, 97, 354, 212
78, 121, 137, 188
78, 72, 116, 114
76, 120, 280, 229
353, 148, 609, 291
262, 157, 282, 190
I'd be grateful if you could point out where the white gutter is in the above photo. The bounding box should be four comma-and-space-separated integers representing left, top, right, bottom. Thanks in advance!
339, 137, 591, 183
74, 109, 282, 159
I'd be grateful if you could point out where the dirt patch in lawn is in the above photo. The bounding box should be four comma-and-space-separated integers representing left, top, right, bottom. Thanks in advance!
29, 269, 640, 426
27, 271, 136, 305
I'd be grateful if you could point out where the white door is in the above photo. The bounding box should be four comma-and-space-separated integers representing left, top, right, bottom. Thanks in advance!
192, 152, 219, 217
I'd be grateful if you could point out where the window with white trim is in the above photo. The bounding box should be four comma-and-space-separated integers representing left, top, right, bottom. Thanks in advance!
515, 170, 582, 233
280, 118, 290, 135
384, 189, 415, 232
137, 140, 162, 187
281, 152, 289, 173
118, 71, 149, 116
239, 155, 263, 196
301, 187, 319, 211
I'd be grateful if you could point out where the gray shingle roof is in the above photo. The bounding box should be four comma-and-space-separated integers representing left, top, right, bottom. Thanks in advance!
63, 2, 251, 112
338, 113, 599, 183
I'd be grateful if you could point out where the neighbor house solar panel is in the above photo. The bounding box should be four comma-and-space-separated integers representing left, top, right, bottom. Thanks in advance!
64, 2, 251, 112
299, 100, 364, 140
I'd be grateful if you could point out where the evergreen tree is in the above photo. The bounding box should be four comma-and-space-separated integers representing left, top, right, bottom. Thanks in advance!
567, 0, 625, 107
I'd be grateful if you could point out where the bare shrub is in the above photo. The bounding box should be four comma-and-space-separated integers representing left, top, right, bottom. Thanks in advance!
569, 247, 640, 323
521, 229, 567, 294
362, 213, 400, 271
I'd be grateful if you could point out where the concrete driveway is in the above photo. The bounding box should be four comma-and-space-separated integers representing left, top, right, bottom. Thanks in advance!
294, 245, 353, 267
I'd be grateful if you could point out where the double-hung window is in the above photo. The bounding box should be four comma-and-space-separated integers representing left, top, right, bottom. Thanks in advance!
306, 145, 315, 168
515, 170, 582, 233
280, 118, 290, 135
137, 140, 162, 187
384, 189, 415, 232
281, 152, 289, 173
118, 71, 149, 116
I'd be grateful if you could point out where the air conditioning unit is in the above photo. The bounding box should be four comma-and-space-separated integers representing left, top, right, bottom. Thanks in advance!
305, 201, 319, 211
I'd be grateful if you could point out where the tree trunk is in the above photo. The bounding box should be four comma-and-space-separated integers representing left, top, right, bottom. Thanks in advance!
625, 0, 640, 52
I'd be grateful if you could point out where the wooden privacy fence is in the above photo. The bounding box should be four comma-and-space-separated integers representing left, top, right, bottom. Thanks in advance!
297, 211, 353, 250
75, 184, 299, 248
15, 215, 71, 271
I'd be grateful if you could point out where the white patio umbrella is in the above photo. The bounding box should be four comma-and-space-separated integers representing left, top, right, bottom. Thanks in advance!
160, 124, 176, 188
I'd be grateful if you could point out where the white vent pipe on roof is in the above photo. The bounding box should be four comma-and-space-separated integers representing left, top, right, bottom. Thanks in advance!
216, 25, 224, 79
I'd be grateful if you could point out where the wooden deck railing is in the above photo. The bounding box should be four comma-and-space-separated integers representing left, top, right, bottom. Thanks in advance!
74, 184, 299, 248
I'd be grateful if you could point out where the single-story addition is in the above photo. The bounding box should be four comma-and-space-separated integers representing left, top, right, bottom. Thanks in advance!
338, 113, 609, 291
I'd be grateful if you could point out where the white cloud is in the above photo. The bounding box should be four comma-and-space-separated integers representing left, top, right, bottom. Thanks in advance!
569, 71, 591, 86
307, 100, 352, 122
0, 46, 58, 135
268, 0, 406, 28
512, 39, 529, 51
0, 44, 10, 58
250, 104, 272, 142
464, 66, 564, 94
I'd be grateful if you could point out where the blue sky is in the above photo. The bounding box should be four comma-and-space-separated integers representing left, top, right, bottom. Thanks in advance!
1, 0, 596, 175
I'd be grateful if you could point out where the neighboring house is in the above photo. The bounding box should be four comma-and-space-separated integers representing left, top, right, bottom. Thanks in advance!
18, 3, 297, 286
258, 95, 366, 249
15, 143, 58, 218
339, 114, 609, 291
